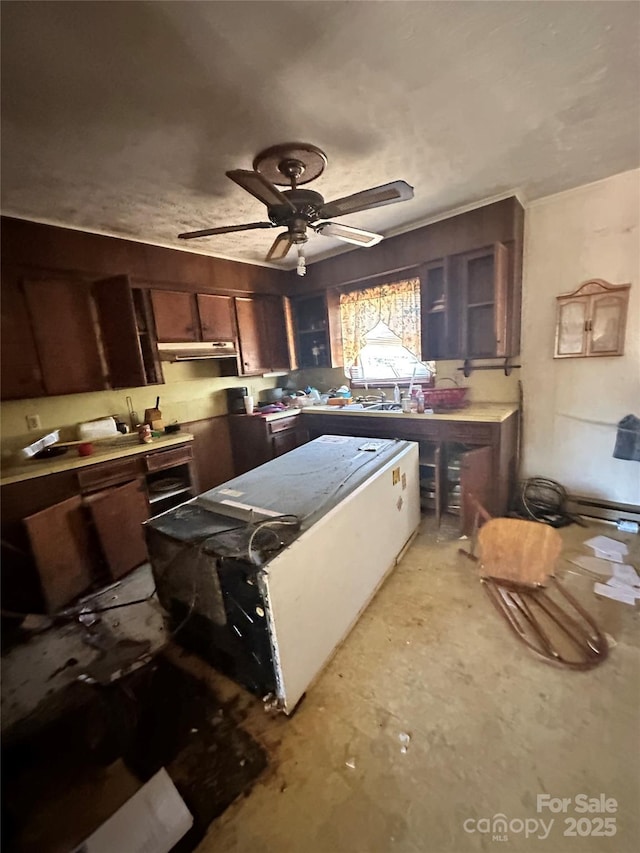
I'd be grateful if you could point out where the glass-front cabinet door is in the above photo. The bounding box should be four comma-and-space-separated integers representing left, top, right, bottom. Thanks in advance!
555, 280, 630, 359
556, 298, 589, 357
589, 293, 628, 355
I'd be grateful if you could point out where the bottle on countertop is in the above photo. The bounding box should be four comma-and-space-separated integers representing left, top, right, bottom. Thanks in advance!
393, 384, 401, 404
416, 389, 425, 414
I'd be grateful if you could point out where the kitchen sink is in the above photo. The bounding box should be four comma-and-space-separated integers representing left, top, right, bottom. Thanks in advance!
331, 401, 402, 413
361, 402, 402, 412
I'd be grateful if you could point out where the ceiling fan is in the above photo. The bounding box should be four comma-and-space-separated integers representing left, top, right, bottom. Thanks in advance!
178, 143, 414, 275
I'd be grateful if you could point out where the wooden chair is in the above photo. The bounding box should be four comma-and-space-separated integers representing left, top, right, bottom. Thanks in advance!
461, 498, 608, 670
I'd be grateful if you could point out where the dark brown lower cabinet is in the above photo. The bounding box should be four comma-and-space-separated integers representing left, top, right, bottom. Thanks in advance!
1, 441, 196, 615
24, 496, 94, 612
85, 478, 150, 580
229, 414, 310, 475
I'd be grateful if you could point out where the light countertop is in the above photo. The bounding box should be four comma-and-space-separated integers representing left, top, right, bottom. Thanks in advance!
1, 433, 194, 487
301, 403, 518, 423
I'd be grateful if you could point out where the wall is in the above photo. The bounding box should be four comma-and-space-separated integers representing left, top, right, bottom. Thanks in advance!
521, 169, 640, 505
1, 360, 282, 459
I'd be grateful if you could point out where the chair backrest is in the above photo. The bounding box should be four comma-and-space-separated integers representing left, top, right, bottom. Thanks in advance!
477, 517, 562, 586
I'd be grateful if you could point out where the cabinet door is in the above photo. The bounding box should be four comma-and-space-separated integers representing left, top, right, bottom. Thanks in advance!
555, 297, 588, 357
85, 478, 149, 579
271, 426, 309, 458
24, 495, 94, 612
292, 295, 330, 368
1, 276, 45, 399
151, 290, 198, 342
235, 296, 266, 373
421, 259, 458, 360
459, 445, 492, 535
460, 243, 508, 358
261, 296, 290, 370
23, 279, 105, 395
196, 293, 236, 342
93, 275, 147, 388
588, 293, 627, 356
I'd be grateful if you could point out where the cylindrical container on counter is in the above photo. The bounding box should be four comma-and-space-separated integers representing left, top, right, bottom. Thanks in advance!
226, 386, 249, 414
401, 394, 412, 414
416, 390, 425, 414
138, 423, 152, 444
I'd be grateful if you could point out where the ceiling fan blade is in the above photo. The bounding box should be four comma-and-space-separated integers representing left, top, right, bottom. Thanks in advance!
315, 222, 383, 247
226, 169, 296, 211
319, 180, 414, 219
266, 232, 293, 261
178, 222, 274, 239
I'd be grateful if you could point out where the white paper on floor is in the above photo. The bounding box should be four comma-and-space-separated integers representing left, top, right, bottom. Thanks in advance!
611, 564, 640, 586
594, 548, 625, 564
585, 539, 638, 606
594, 582, 638, 606
584, 535, 629, 561
607, 578, 640, 597
568, 555, 614, 577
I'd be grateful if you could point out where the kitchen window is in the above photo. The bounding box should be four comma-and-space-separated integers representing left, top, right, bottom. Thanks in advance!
340, 277, 434, 385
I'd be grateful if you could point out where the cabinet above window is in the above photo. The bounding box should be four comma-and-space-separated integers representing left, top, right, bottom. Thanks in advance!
421, 242, 515, 361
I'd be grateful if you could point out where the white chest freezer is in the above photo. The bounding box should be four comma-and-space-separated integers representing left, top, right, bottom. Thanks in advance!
146, 435, 420, 713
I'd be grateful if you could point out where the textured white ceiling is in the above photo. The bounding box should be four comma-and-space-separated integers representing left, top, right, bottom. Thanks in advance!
2, 1, 639, 269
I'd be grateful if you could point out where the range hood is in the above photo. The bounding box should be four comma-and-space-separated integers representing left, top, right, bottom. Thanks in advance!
157, 341, 238, 362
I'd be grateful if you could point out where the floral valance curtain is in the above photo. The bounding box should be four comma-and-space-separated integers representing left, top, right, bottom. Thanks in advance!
339, 278, 421, 371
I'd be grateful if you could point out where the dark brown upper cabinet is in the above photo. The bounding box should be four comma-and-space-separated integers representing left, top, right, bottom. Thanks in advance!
196, 293, 237, 342
459, 243, 509, 358
150, 290, 237, 344
23, 278, 105, 396
421, 258, 458, 360
94, 276, 162, 387
1, 275, 161, 400
150, 290, 199, 342
235, 295, 290, 375
291, 294, 332, 369
0, 276, 45, 399
421, 242, 512, 361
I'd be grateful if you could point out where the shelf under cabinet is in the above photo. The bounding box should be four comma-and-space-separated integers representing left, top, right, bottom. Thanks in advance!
149, 486, 191, 504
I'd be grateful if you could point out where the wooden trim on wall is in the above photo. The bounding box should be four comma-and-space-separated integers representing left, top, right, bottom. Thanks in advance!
290, 196, 523, 295
0, 216, 290, 297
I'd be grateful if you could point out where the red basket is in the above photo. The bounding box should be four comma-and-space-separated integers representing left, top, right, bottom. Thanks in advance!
422, 381, 468, 410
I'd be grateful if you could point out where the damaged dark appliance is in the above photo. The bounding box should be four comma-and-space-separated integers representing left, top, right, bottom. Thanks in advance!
144, 436, 420, 713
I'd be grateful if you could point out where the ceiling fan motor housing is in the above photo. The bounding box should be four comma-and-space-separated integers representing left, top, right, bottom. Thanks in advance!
268, 189, 325, 226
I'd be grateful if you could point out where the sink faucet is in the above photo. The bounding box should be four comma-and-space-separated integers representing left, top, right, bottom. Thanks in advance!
376, 389, 386, 402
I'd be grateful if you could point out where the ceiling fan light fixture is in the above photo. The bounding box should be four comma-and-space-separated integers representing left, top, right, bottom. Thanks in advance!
296, 244, 306, 276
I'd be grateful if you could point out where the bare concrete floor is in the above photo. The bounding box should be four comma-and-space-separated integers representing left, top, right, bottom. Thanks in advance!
183, 516, 640, 853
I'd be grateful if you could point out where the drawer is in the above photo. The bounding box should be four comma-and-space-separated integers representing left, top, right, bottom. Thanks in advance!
268, 416, 301, 435
144, 444, 193, 472
78, 458, 141, 493
445, 422, 495, 445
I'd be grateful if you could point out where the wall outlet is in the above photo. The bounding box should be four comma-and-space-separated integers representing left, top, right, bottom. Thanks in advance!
26, 414, 42, 431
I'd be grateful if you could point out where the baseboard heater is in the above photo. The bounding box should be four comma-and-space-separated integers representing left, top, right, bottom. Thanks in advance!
567, 494, 640, 525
